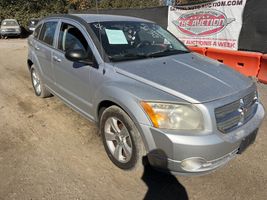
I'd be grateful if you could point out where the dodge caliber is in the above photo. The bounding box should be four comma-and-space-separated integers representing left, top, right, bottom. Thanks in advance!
27, 14, 265, 175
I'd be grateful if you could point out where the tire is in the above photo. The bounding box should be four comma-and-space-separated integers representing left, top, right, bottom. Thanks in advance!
30, 65, 52, 98
100, 105, 146, 170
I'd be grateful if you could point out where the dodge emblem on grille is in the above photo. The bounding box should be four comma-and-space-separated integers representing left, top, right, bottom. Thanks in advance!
238, 99, 246, 125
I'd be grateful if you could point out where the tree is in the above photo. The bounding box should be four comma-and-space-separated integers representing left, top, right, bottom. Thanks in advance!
0, 0, 163, 28
0, 0, 68, 27
68, 0, 95, 10
98, 0, 161, 9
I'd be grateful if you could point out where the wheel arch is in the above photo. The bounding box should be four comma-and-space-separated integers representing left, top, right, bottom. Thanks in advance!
97, 99, 151, 153
27, 59, 34, 71
94, 86, 155, 153
95, 96, 150, 127
27, 49, 44, 76
97, 100, 120, 120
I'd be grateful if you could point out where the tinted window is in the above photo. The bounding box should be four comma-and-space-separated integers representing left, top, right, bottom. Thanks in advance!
34, 24, 42, 39
39, 22, 58, 46
58, 23, 89, 52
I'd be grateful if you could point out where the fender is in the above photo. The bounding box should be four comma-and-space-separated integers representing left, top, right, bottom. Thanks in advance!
92, 84, 157, 151
93, 84, 151, 126
28, 42, 44, 77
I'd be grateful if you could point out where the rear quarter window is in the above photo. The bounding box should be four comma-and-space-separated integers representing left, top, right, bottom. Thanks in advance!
39, 21, 58, 46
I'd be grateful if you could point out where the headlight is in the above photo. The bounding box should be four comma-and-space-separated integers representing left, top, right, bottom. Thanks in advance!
16, 28, 20, 32
141, 102, 204, 130
1, 29, 6, 32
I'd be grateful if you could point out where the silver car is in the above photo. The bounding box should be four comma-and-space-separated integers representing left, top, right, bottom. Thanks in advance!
27, 14, 265, 175
0, 19, 21, 38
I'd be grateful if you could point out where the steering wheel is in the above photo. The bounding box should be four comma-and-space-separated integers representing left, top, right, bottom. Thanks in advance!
136, 41, 152, 48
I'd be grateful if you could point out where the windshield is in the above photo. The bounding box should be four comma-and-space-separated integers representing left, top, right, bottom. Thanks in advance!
1, 20, 18, 27
90, 21, 189, 62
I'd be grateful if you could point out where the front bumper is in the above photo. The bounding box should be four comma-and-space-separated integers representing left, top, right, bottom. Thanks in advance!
1, 31, 21, 36
139, 103, 265, 176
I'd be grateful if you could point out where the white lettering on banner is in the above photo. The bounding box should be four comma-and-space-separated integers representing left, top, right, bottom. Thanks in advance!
168, 0, 247, 50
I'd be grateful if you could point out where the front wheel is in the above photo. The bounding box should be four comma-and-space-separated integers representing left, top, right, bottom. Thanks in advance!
100, 106, 145, 170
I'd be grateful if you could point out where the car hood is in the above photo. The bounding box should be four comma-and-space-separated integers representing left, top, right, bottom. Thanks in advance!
114, 53, 253, 103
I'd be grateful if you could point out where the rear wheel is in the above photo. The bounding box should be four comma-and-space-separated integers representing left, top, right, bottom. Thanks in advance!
30, 65, 52, 98
100, 106, 145, 170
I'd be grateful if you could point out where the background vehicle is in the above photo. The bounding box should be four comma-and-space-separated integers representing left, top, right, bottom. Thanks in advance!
0, 19, 21, 39
28, 18, 39, 33
27, 14, 265, 175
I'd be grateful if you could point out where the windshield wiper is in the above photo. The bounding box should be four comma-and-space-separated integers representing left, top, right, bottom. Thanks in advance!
109, 53, 149, 62
109, 49, 190, 62
146, 49, 190, 58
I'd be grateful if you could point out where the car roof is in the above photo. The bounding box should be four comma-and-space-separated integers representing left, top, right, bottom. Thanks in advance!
44, 14, 152, 24
73, 14, 151, 23
39, 14, 153, 63
3, 19, 18, 21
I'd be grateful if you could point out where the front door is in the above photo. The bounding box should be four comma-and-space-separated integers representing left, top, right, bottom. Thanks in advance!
52, 21, 96, 118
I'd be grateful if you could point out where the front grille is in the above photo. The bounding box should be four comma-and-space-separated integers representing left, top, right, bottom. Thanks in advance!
6, 28, 16, 32
215, 91, 258, 133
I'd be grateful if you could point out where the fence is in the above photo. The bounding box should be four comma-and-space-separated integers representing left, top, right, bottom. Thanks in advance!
189, 47, 267, 84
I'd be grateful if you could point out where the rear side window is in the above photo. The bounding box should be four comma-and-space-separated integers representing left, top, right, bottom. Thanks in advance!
58, 23, 89, 52
34, 24, 42, 39
39, 22, 58, 46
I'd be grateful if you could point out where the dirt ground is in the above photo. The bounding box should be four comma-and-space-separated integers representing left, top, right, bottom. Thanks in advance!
0, 39, 266, 200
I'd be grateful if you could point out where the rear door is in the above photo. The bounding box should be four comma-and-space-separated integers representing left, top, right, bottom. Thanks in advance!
34, 21, 58, 88
52, 20, 97, 118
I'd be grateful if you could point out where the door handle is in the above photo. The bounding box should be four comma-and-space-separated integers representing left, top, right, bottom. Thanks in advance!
53, 56, 62, 63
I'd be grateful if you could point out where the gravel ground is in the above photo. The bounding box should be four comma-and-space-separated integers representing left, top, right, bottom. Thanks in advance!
0, 39, 266, 200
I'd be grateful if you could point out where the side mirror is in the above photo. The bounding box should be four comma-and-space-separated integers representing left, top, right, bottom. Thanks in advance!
65, 49, 87, 62
65, 49, 93, 64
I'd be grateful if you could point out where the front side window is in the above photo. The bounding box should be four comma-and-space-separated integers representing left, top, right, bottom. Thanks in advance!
58, 23, 89, 52
39, 21, 58, 46
90, 21, 189, 62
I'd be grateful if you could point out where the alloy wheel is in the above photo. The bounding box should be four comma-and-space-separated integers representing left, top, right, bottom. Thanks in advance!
31, 69, 41, 95
104, 117, 133, 163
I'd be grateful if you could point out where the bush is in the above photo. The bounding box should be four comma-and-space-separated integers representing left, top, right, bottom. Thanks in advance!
0, 0, 162, 30
0, 0, 68, 29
